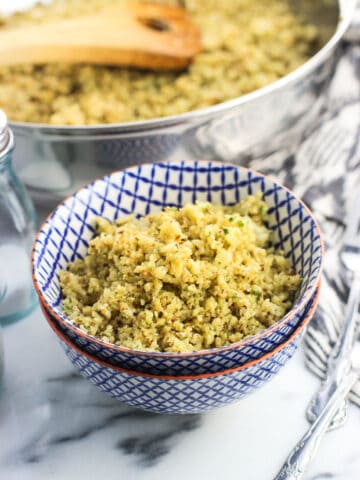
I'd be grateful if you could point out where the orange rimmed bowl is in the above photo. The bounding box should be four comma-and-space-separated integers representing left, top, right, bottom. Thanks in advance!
32, 161, 324, 375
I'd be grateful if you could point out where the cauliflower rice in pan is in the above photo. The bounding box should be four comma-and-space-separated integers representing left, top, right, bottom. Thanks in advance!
0, 0, 319, 125
59, 193, 301, 353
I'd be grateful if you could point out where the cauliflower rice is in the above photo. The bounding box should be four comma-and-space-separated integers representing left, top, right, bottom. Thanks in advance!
59, 194, 301, 352
0, 0, 319, 125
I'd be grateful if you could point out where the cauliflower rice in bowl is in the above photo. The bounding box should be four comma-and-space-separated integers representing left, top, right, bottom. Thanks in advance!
32, 161, 323, 375
59, 193, 301, 353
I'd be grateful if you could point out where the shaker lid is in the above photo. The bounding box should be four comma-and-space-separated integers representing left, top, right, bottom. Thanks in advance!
0, 109, 12, 154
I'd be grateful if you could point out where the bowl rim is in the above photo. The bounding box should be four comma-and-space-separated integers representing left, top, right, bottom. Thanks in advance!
42, 284, 320, 380
32, 160, 325, 359
9, 0, 356, 135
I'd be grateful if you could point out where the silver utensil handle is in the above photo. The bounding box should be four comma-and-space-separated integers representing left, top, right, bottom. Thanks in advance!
274, 371, 357, 480
307, 273, 360, 424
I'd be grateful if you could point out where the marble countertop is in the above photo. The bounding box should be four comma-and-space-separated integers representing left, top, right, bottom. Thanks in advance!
1, 2, 360, 479
1, 306, 359, 480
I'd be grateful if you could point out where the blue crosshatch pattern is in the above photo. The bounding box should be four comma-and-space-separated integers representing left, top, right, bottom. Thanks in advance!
58, 326, 303, 414
33, 161, 323, 376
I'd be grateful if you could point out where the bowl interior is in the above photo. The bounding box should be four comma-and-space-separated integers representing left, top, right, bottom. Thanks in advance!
33, 161, 323, 330
289, 0, 339, 47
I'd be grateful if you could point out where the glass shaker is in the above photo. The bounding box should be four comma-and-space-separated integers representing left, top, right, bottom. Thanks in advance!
0, 110, 38, 325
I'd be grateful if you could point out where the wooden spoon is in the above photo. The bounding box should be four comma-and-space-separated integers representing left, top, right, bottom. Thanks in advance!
0, 2, 201, 70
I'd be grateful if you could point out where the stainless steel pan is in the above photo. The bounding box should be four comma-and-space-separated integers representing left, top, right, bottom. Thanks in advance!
8, 0, 356, 209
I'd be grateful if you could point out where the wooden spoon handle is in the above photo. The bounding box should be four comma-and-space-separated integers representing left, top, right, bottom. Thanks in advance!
0, 3, 201, 70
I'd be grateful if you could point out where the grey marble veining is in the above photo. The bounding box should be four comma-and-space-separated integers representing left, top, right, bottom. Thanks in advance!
1, 307, 360, 480
1, 7, 360, 480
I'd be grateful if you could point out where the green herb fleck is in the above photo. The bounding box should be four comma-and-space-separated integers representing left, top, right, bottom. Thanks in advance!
223, 228, 229, 235
251, 289, 261, 301
237, 220, 244, 227
229, 217, 234, 222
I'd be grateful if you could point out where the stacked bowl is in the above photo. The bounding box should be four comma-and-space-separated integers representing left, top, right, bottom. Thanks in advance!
32, 160, 323, 414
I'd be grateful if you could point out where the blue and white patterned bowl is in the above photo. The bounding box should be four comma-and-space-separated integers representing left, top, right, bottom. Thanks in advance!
44, 288, 319, 414
32, 161, 324, 376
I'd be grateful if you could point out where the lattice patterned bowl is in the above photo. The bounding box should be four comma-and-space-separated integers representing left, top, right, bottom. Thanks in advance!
32, 161, 324, 376
43, 287, 319, 414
